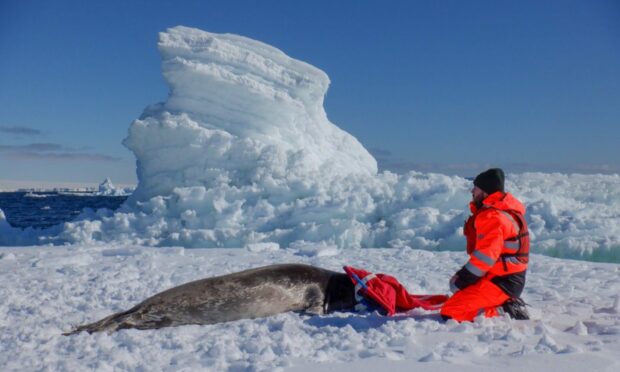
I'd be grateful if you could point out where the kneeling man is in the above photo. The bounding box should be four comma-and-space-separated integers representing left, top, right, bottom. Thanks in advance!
441, 168, 529, 321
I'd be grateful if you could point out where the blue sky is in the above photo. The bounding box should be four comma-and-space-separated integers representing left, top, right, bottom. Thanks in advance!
1, 0, 618, 185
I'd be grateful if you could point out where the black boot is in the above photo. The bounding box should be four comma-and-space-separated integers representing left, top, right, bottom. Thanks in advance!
502, 297, 530, 320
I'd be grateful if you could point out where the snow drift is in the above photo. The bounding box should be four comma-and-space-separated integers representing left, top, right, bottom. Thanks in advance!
0, 26, 619, 263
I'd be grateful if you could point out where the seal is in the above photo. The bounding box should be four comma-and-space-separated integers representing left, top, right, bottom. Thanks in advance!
64, 264, 355, 334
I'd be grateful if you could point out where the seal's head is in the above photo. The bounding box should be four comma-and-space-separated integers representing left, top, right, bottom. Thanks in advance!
324, 274, 356, 312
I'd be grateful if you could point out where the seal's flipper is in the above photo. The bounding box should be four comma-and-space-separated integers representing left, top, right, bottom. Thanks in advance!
63, 306, 141, 335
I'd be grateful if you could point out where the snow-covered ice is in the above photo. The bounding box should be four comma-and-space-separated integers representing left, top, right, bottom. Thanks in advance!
0, 246, 618, 371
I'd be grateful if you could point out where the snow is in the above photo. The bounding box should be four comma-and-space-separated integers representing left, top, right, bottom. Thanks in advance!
0, 246, 618, 371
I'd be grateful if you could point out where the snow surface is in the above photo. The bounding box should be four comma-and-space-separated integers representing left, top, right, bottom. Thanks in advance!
1, 246, 619, 371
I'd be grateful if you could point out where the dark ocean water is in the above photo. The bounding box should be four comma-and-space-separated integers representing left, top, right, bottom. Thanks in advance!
0, 192, 128, 229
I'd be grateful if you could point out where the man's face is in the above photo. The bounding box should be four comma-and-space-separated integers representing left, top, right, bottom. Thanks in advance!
471, 185, 488, 205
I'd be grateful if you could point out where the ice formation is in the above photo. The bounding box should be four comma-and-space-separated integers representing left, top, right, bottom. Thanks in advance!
0, 26, 619, 263
124, 26, 376, 201
98, 178, 117, 195
96, 178, 132, 196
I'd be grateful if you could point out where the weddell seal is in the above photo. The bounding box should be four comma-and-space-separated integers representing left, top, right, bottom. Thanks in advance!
64, 264, 355, 335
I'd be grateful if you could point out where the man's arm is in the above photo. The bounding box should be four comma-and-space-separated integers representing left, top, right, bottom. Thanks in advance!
450, 210, 505, 292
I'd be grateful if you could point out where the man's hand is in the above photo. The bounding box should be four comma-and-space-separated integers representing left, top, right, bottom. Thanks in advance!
450, 266, 482, 293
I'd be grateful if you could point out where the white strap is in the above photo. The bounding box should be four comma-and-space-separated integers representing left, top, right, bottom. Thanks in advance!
354, 273, 377, 301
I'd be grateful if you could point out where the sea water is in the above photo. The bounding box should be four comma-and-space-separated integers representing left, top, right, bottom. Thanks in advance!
0, 192, 128, 229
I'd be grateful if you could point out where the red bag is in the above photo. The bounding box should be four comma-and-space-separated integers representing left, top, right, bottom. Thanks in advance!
344, 266, 449, 316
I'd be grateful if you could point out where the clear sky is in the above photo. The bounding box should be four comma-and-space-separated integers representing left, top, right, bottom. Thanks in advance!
1, 0, 619, 186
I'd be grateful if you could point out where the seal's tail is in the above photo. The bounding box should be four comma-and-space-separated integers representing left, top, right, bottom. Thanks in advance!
63, 306, 140, 335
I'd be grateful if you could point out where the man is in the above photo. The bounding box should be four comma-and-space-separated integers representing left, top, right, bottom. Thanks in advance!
440, 168, 530, 321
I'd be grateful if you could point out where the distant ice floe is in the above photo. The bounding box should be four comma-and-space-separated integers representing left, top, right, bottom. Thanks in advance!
96, 178, 133, 196
50, 179, 134, 197
24, 192, 54, 198
0, 26, 619, 263
14, 178, 133, 197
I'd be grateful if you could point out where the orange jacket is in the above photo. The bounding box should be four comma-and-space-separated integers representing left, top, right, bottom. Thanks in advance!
462, 191, 529, 279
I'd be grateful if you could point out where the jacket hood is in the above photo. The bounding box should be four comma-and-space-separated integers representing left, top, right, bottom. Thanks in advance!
470, 191, 526, 215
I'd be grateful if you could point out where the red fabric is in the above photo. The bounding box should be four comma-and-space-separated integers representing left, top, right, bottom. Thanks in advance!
343, 266, 449, 316
440, 278, 510, 321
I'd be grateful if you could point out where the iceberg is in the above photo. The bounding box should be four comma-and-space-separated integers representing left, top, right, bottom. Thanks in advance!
98, 178, 117, 195
124, 26, 376, 201
96, 178, 133, 196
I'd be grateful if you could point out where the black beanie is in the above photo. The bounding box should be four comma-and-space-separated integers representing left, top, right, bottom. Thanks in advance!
474, 168, 505, 195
